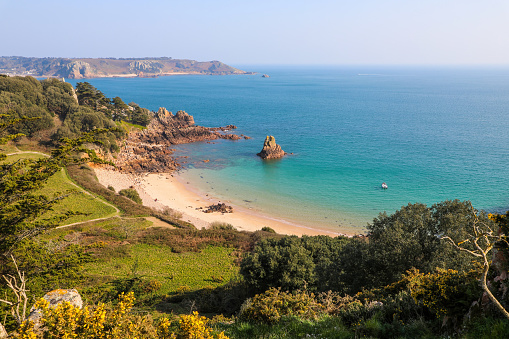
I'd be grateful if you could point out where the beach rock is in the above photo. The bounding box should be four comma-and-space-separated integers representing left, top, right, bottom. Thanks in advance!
203, 203, 233, 214
257, 136, 286, 159
28, 289, 83, 327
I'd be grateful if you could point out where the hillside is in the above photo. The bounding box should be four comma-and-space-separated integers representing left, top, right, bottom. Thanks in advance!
1, 76, 509, 338
0, 56, 249, 79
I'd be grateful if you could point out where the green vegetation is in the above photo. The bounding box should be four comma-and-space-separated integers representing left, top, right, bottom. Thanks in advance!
84, 244, 239, 296
119, 188, 143, 204
1, 77, 508, 338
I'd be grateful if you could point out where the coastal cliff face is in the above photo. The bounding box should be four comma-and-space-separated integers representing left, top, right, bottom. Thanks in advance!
0, 56, 249, 78
257, 135, 286, 159
114, 107, 240, 173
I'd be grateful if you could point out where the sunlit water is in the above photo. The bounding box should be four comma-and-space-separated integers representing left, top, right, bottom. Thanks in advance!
68, 66, 509, 234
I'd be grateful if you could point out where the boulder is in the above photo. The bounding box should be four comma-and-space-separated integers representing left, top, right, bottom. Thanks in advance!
0, 323, 7, 339
203, 203, 233, 214
257, 136, 286, 159
28, 289, 83, 325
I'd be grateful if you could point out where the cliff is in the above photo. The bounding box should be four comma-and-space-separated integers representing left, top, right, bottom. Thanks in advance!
0, 56, 248, 79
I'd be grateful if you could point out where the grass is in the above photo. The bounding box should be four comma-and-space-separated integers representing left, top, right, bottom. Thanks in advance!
0, 143, 20, 154
83, 244, 239, 296
37, 168, 117, 225
41, 215, 153, 241
2, 152, 46, 162
118, 120, 147, 131
3, 152, 118, 226
66, 164, 154, 217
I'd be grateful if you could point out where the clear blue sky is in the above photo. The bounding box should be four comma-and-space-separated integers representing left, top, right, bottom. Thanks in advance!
1, 0, 508, 65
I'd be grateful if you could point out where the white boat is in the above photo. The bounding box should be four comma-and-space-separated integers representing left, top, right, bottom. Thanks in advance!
381, 182, 388, 189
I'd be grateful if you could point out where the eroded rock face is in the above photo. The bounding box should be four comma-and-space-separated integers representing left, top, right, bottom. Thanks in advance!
28, 289, 83, 327
62, 61, 95, 79
257, 135, 286, 159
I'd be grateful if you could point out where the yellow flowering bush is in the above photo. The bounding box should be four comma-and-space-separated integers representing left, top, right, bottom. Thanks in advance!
15, 292, 227, 339
406, 268, 480, 318
239, 288, 322, 323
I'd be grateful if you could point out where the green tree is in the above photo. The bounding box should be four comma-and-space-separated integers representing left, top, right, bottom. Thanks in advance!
240, 236, 316, 292
365, 200, 480, 288
111, 96, 130, 121
75, 82, 111, 111
42, 78, 79, 118
129, 103, 152, 126
0, 115, 107, 256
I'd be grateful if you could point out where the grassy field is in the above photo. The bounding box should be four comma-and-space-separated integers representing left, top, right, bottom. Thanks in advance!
4, 152, 118, 226
0, 143, 20, 154
38, 168, 118, 225
83, 244, 239, 295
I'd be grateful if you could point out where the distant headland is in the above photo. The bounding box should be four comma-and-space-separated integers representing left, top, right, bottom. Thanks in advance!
0, 56, 251, 79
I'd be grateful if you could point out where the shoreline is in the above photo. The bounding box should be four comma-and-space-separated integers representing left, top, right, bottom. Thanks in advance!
93, 167, 352, 237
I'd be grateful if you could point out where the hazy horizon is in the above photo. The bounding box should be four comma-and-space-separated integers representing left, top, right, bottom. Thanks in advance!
2, 0, 509, 66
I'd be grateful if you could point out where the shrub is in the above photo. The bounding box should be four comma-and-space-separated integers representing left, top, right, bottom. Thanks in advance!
108, 185, 115, 192
210, 222, 236, 231
260, 226, 276, 233
239, 288, 322, 323
16, 292, 228, 339
119, 188, 143, 204
406, 268, 481, 319
159, 206, 183, 220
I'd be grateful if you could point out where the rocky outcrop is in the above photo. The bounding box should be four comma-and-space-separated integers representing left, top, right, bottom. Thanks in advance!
60, 61, 95, 79
28, 289, 83, 328
113, 108, 242, 173
0, 323, 7, 339
257, 136, 286, 159
203, 203, 233, 213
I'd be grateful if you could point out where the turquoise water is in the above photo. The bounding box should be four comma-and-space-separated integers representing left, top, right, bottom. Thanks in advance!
68, 66, 509, 233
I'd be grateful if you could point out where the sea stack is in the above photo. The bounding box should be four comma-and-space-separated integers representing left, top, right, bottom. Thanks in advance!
257, 135, 286, 159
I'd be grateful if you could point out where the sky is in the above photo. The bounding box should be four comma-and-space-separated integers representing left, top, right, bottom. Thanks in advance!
1, 0, 509, 66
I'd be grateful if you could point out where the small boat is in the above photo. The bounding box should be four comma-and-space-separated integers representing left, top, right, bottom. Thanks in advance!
381, 182, 388, 189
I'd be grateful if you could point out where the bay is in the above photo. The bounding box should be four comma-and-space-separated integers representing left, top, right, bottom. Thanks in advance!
68, 66, 509, 234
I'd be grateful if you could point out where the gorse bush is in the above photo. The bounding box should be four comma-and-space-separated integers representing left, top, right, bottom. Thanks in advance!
406, 268, 481, 319
239, 288, 322, 323
17, 292, 228, 339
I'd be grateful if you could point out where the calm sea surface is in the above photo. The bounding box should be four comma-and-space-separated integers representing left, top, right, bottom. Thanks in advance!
68, 66, 509, 234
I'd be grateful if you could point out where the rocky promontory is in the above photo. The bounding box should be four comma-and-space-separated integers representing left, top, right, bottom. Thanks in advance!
113, 107, 241, 173
257, 135, 286, 159
0, 57, 249, 79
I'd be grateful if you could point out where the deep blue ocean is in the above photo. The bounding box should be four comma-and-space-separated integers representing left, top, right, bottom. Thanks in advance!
68, 66, 509, 233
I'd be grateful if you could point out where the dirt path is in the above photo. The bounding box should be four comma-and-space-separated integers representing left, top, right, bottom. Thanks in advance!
7, 151, 174, 230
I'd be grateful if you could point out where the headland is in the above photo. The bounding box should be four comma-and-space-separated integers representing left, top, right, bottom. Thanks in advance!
0, 56, 250, 79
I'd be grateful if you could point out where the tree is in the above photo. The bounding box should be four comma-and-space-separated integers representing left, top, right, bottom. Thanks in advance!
441, 204, 509, 319
111, 96, 130, 121
240, 236, 316, 292
365, 200, 477, 288
0, 115, 108, 256
75, 82, 110, 111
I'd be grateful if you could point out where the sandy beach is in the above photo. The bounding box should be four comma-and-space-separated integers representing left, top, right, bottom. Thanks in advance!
93, 167, 349, 237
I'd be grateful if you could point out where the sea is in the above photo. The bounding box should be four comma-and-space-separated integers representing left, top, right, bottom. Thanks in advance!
67, 66, 509, 234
